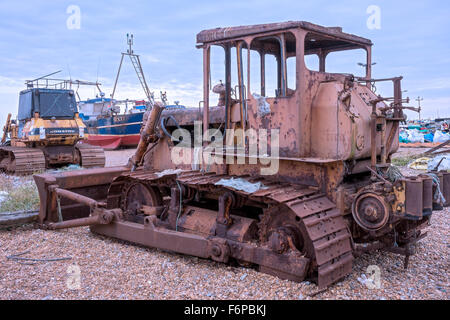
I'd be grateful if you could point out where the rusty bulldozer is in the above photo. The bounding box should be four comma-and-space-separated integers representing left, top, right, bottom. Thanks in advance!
33, 21, 449, 289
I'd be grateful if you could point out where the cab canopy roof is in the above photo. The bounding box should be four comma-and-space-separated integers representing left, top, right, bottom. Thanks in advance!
196, 21, 372, 52
18, 88, 77, 120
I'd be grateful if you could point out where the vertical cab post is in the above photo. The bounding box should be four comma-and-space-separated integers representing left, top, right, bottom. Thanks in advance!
365, 45, 372, 84
246, 40, 251, 109
236, 42, 245, 128
259, 49, 266, 97
280, 33, 287, 96
235, 41, 246, 147
225, 43, 232, 130
202, 45, 210, 149
318, 50, 326, 72
385, 77, 403, 153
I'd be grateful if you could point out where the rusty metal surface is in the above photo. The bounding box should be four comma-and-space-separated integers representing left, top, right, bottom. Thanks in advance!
81, 169, 352, 288
196, 21, 372, 46
31, 21, 446, 291
443, 171, 450, 207
130, 101, 164, 169
48, 209, 118, 229
53, 187, 101, 208
33, 166, 127, 223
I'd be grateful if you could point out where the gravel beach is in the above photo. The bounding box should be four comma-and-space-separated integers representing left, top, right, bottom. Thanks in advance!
0, 147, 448, 300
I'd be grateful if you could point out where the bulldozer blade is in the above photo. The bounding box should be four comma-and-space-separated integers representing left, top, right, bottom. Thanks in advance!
33, 166, 128, 224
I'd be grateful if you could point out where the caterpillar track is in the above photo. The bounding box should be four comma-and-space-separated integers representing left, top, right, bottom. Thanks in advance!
0, 144, 105, 175
105, 170, 353, 288
75, 144, 106, 168
0, 146, 46, 175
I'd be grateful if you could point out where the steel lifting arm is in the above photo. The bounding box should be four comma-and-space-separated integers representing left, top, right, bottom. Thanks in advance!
1, 113, 12, 144
47, 186, 121, 230
130, 101, 165, 171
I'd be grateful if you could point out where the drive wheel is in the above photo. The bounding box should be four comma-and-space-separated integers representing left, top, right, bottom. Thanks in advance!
259, 205, 308, 254
257, 204, 318, 282
121, 181, 163, 223
352, 192, 389, 232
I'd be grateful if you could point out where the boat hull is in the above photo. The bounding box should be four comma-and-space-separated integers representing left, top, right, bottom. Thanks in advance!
86, 134, 140, 150
85, 112, 143, 150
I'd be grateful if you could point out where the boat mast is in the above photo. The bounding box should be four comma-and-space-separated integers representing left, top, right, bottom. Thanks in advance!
111, 34, 154, 108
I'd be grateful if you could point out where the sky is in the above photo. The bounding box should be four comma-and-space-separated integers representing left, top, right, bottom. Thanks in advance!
0, 0, 449, 125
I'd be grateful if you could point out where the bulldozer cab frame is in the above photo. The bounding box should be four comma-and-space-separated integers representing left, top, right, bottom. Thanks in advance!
197, 22, 374, 156
12, 73, 103, 145
0, 73, 106, 174
195, 22, 407, 189
18, 88, 78, 121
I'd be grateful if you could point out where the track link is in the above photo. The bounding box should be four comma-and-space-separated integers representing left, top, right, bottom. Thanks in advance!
107, 169, 353, 288
0, 146, 46, 175
285, 197, 353, 288
76, 144, 106, 168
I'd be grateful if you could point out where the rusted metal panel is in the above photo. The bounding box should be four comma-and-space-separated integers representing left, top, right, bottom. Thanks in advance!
33, 167, 127, 223
197, 21, 372, 46
267, 187, 317, 203
31, 21, 437, 292
443, 171, 450, 207
287, 196, 336, 218
317, 252, 353, 289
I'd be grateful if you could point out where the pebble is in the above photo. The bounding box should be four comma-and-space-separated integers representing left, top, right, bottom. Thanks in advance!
2, 218, 445, 301
0, 148, 448, 299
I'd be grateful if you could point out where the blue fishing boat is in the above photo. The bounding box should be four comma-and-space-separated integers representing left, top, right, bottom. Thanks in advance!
79, 98, 186, 150
79, 33, 186, 150
79, 99, 146, 150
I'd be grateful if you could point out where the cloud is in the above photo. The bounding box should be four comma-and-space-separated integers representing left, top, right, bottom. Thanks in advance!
0, 76, 23, 95
419, 96, 450, 119
0, 74, 203, 125
1, 0, 449, 126
100, 80, 203, 108
409, 78, 450, 92
404, 96, 450, 120
142, 54, 160, 63
0, 76, 24, 124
